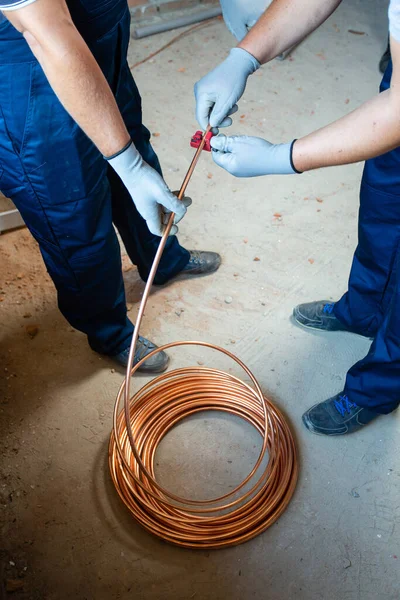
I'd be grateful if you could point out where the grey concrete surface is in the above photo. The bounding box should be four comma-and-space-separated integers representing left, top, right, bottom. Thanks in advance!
1, 1, 399, 599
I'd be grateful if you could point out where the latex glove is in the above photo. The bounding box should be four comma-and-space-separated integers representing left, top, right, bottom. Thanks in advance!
107, 142, 190, 237
210, 135, 299, 177
220, 0, 271, 41
194, 48, 260, 131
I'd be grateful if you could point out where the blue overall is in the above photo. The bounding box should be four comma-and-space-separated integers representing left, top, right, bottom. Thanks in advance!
334, 61, 400, 414
0, 0, 189, 356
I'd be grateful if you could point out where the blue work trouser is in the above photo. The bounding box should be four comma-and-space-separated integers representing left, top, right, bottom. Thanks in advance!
0, 0, 189, 356
334, 61, 400, 413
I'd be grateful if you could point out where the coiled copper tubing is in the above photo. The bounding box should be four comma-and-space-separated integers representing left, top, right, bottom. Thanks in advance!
109, 126, 298, 549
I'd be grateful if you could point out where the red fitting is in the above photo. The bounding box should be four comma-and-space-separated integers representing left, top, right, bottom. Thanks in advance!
190, 130, 215, 152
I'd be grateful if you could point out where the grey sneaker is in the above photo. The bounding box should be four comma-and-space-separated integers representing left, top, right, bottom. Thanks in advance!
113, 335, 169, 373
181, 250, 221, 276
293, 300, 347, 332
302, 392, 379, 436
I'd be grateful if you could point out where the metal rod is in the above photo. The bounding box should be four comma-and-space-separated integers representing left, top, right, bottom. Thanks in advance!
123, 125, 212, 420
132, 7, 222, 39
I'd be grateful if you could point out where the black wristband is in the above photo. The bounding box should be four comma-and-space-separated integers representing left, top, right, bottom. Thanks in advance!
290, 140, 302, 174
104, 140, 132, 161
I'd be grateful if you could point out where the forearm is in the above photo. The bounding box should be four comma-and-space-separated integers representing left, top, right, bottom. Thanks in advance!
238, 0, 342, 63
29, 27, 130, 156
7, 2, 130, 157
293, 89, 400, 171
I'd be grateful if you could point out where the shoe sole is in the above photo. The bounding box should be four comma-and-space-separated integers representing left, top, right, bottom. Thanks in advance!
112, 352, 170, 374
153, 263, 221, 288
292, 312, 372, 340
302, 412, 321, 435
137, 354, 170, 374
293, 305, 345, 333
302, 412, 329, 436
176, 260, 222, 279
302, 412, 347, 436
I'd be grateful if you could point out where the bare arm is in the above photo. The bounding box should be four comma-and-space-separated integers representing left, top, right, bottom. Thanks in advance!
239, 0, 342, 64
210, 37, 400, 178
6, 0, 130, 157
203, 0, 400, 180
194, 0, 343, 129
293, 36, 400, 171
237, 0, 400, 170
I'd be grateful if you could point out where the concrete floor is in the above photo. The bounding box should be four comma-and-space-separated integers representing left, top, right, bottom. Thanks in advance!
1, 1, 400, 599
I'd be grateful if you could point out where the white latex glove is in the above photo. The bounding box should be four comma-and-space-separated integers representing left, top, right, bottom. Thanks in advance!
220, 0, 271, 41
194, 48, 260, 131
210, 135, 299, 177
107, 142, 190, 237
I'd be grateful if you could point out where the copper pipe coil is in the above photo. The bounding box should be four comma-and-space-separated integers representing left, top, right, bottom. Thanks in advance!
109, 127, 298, 549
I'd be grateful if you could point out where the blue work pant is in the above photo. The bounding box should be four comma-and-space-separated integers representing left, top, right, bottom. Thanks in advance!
335, 61, 400, 413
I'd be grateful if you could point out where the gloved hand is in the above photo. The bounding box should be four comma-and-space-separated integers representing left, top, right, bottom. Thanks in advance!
210, 135, 299, 177
194, 48, 260, 131
107, 142, 190, 237
220, 0, 270, 41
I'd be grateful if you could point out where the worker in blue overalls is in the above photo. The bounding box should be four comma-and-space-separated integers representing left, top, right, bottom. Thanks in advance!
0, 0, 221, 373
196, 0, 400, 436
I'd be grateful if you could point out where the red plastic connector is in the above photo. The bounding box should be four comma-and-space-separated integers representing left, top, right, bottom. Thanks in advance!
190, 130, 215, 152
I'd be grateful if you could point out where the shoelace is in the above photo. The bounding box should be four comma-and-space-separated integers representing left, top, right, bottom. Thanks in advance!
120, 336, 155, 363
188, 250, 202, 266
119, 336, 157, 364
323, 303, 334, 314
334, 394, 357, 417
135, 335, 156, 360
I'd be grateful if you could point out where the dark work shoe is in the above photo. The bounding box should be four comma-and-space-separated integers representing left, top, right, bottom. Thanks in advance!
302, 392, 379, 436
112, 335, 169, 373
293, 300, 347, 332
181, 250, 221, 276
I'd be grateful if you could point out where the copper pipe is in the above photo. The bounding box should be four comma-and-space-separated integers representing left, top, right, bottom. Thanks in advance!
109, 127, 298, 549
